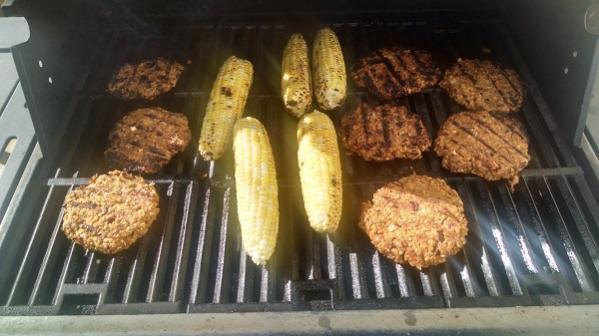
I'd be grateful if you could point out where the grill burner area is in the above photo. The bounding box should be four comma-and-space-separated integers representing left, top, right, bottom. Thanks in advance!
1, 18, 599, 315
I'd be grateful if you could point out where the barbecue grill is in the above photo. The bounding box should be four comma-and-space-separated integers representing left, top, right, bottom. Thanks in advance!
1, 0, 599, 334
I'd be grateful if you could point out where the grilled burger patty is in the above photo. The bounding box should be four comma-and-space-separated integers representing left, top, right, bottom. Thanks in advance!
359, 174, 468, 269
351, 47, 441, 100
434, 111, 530, 186
62, 170, 160, 255
105, 107, 191, 174
341, 101, 431, 161
440, 58, 524, 113
107, 57, 185, 100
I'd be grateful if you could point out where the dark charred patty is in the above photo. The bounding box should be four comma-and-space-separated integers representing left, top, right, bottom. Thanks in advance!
440, 58, 524, 113
359, 174, 468, 270
351, 47, 442, 100
107, 57, 185, 100
341, 101, 431, 161
62, 170, 160, 255
105, 107, 192, 174
434, 111, 530, 186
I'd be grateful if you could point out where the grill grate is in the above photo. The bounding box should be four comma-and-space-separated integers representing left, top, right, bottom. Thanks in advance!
2, 17, 599, 315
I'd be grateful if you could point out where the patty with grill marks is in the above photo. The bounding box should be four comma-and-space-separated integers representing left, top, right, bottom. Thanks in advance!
62, 170, 160, 255
359, 174, 469, 270
351, 47, 442, 100
107, 57, 185, 100
434, 111, 530, 186
440, 58, 524, 113
341, 101, 431, 161
105, 107, 192, 174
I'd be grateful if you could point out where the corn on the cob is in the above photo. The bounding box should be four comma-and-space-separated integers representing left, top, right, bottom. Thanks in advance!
312, 27, 347, 111
233, 117, 279, 265
297, 110, 343, 233
198, 56, 253, 161
281, 34, 312, 117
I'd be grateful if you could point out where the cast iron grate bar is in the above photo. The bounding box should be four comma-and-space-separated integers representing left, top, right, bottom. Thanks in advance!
211, 186, 233, 304
28, 172, 79, 306
458, 183, 501, 296
121, 222, 154, 304
455, 252, 479, 298
6, 169, 63, 306
283, 192, 299, 302
496, 185, 540, 274
189, 164, 217, 306
146, 182, 181, 302
394, 263, 415, 298
370, 250, 390, 298
538, 177, 598, 291
551, 177, 599, 277
81, 251, 99, 284
522, 177, 588, 292
53, 242, 81, 305
168, 181, 197, 302
517, 179, 562, 273
474, 182, 524, 295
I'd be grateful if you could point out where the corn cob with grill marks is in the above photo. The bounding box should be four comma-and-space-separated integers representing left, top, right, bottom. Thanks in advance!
281, 34, 312, 117
233, 117, 279, 265
312, 27, 347, 111
198, 56, 253, 161
297, 110, 343, 233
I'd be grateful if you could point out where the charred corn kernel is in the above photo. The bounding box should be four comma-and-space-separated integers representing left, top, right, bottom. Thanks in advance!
312, 27, 347, 111
281, 34, 312, 117
297, 110, 343, 233
198, 56, 253, 161
233, 117, 279, 265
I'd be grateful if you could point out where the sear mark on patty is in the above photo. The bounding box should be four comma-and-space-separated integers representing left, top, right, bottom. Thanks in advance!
434, 110, 530, 186
105, 107, 192, 174
351, 47, 442, 100
341, 101, 431, 161
440, 58, 524, 113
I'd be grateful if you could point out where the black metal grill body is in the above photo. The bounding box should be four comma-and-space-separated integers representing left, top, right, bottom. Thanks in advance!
1, 4, 599, 316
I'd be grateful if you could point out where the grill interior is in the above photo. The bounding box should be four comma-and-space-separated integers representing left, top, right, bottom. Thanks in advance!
1, 16, 599, 315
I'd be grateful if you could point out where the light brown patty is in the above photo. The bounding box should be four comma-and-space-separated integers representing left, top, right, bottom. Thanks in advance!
351, 47, 441, 100
434, 111, 530, 186
440, 58, 524, 113
62, 171, 160, 255
341, 101, 431, 161
105, 107, 191, 174
359, 175, 468, 270
107, 57, 185, 100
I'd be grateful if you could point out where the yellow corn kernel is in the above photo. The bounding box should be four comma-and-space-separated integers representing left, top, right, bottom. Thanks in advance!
282, 33, 312, 117
233, 117, 279, 265
297, 110, 343, 233
312, 27, 347, 110
198, 56, 253, 161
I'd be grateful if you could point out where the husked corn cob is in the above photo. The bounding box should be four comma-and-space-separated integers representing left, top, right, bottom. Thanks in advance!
281, 34, 312, 117
198, 56, 253, 161
312, 27, 347, 111
297, 110, 343, 233
233, 117, 279, 265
